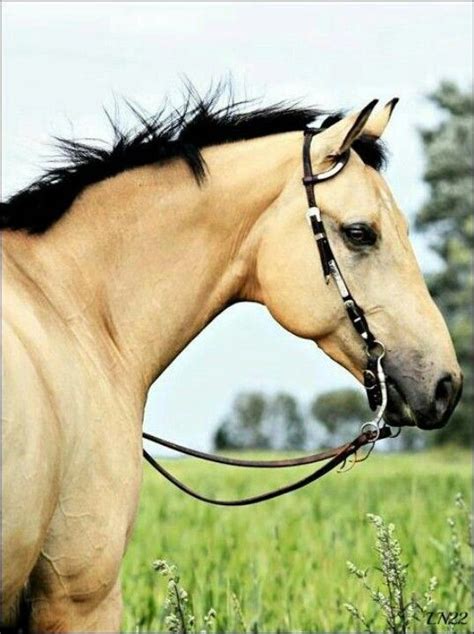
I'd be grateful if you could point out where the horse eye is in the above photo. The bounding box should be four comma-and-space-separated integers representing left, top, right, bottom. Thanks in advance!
342, 223, 377, 247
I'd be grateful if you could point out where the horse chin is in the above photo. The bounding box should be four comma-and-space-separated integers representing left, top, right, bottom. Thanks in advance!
383, 376, 417, 427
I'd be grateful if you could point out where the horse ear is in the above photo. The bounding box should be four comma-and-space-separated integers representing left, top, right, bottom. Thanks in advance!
363, 98, 399, 139
314, 99, 379, 159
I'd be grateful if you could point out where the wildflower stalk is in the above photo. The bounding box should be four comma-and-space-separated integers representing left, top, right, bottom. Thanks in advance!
345, 515, 431, 634
172, 578, 188, 634
153, 559, 216, 633
231, 592, 248, 633
345, 494, 473, 634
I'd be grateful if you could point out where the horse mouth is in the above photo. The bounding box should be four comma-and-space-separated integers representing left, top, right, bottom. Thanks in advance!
383, 376, 417, 427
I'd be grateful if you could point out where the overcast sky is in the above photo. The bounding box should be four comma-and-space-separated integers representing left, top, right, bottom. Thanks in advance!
3, 2, 472, 450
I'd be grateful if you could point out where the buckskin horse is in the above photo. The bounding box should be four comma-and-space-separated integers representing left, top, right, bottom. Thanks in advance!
1, 89, 462, 631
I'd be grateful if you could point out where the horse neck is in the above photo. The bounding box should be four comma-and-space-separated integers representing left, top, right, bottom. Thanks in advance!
4, 132, 301, 392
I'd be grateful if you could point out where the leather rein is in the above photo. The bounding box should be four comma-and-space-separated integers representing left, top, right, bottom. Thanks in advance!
142, 127, 398, 506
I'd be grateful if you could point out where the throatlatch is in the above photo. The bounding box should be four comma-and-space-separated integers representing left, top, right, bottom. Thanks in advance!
142, 126, 395, 506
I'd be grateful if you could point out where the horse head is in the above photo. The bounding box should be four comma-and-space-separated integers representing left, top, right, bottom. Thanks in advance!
255, 100, 462, 430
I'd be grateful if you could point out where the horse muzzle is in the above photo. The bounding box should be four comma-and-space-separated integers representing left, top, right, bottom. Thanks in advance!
383, 371, 463, 430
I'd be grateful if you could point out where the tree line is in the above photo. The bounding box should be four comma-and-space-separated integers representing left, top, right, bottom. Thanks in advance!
212, 388, 423, 452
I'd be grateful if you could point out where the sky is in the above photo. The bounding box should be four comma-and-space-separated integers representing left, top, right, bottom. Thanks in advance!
2, 2, 472, 451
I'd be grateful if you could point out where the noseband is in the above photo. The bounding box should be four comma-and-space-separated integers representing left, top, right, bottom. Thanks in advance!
142, 127, 397, 506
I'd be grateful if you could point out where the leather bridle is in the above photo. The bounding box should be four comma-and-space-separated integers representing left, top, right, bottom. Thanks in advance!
142, 127, 397, 506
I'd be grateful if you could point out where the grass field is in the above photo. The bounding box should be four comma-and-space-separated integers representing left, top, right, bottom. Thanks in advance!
121, 448, 472, 633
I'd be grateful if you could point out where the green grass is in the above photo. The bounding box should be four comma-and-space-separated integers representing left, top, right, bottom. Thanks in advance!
122, 449, 471, 633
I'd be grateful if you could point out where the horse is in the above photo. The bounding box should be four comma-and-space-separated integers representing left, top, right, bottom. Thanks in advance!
1, 90, 462, 632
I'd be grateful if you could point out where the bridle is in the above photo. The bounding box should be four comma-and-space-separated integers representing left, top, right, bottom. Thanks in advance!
142, 126, 398, 506
301, 129, 387, 419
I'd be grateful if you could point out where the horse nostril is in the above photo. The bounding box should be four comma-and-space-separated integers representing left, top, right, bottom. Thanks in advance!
434, 373, 455, 409
408, 372, 462, 430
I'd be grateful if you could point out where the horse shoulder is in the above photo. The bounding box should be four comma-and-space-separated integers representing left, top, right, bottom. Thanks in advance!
1, 316, 63, 620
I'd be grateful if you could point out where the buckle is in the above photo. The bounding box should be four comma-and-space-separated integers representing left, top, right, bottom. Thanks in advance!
367, 340, 385, 360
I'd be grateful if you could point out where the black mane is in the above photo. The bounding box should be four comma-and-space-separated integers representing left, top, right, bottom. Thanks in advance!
1, 86, 387, 234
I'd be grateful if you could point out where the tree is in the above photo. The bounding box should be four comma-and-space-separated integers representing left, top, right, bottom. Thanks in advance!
415, 81, 473, 445
212, 392, 270, 450
213, 424, 238, 450
265, 392, 307, 450
310, 388, 370, 443
212, 391, 307, 451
